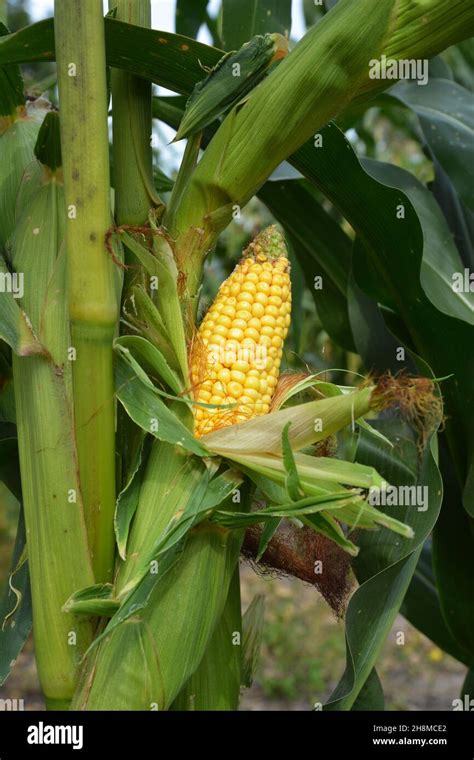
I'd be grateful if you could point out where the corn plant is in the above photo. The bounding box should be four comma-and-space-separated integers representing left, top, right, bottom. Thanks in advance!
0, 0, 473, 712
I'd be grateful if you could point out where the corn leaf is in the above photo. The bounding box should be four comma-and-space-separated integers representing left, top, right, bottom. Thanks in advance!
114, 434, 150, 561
281, 422, 304, 500
63, 584, 119, 617
241, 594, 265, 688
121, 231, 188, 379
127, 285, 180, 371
326, 418, 442, 710
174, 33, 287, 141
388, 78, 474, 211
211, 491, 358, 528
114, 346, 207, 457
0, 504, 32, 686
362, 158, 474, 325
115, 335, 183, 394
220, 0, 291, 51
256, 517, 281, 561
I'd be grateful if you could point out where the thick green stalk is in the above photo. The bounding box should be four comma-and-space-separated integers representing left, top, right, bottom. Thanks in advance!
55, 0, 118, 583
11, 138, 95, 708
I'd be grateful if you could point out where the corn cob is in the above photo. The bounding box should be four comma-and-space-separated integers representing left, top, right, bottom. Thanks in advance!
192, 225, 291, 437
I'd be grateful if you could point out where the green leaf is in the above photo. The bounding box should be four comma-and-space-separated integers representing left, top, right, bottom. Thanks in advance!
220, 0, 291, 51
114, 434, 149, 561
0, 17, 222, 95
241, 594, 265, 687
433, 444, 474, 659
0, 22, 24, 117
63, 584, 119, 617
256, 517, 281, 561
0, 506, 32, 686
290, 122, 474, 515
115, 335, 183, 394
144, 468, 243, 567
121, 230, 188, 380
325, 420, 442, 710
212, 491, 356, 528
401, 542, 473, 667
362, 158, 474, 326
114, 346, 207, 457
88, 466, 240, 652
175, 33, 286, 142
281, 422, 304, 500
127, 285, 180, 371
350, 668, 385, 711
389, 78, 474, 210
34, 110, 61, 171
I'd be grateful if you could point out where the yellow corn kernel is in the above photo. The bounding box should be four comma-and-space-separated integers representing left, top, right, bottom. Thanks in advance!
191, 226, 291, 437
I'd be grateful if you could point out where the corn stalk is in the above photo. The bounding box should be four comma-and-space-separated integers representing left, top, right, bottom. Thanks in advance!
55, 0, 118, 583
10, 113, 95, 709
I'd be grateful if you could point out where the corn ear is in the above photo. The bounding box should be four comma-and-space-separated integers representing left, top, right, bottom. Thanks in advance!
191, 226, 291, 437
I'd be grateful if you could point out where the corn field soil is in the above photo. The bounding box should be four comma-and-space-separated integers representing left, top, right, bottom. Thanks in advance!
0, 565, 464, 713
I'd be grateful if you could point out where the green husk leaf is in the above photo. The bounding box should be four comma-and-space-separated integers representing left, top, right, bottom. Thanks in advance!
126, 285, 180, 371
281, 422, 304, 500
203, 387, 374, 455
120, 230, 188, 379
256, 517, 281, 561
115, 433, 149, 560
63, 583, 119, 617
83, 465, 244, 659
211, 491, 359, 528
115, 335, 183, 394
174, 33, 287, 141
241, 594, 265, 688
303, 512, 359, 556
114, 346, 207, 457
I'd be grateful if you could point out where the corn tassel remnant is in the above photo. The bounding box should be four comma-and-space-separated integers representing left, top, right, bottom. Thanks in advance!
191, 226, 291, 437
